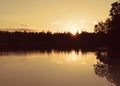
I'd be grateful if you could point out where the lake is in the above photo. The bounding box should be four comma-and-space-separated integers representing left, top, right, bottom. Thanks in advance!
0, 49, 119, 86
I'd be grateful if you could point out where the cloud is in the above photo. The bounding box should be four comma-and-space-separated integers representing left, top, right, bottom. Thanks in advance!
20, 24, 28, 27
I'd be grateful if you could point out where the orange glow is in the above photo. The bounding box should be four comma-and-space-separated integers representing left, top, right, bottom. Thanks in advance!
66, 24, 80, 35
0, 0, 116, 32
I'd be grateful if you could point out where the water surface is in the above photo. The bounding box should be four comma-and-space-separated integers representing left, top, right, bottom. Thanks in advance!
0, 50, 117, 86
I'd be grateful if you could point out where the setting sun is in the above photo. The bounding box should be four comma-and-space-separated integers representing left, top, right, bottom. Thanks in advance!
66, 24, 80, 35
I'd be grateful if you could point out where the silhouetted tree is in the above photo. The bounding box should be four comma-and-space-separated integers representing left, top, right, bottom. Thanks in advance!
94, 1, 120, 33
109, 1, 120, 32
94, 21, 107, 33
93, 1, 120, 48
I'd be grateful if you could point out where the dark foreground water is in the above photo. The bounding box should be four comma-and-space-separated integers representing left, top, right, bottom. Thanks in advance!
0, 49, 119, 86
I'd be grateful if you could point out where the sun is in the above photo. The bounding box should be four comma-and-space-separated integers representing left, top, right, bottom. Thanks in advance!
66, 24, 80, 35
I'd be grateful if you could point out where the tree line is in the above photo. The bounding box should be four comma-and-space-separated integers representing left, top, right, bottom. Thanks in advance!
0, 30, 107, 50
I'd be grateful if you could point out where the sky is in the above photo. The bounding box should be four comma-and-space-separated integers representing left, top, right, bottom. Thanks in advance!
0, 0, 117, 34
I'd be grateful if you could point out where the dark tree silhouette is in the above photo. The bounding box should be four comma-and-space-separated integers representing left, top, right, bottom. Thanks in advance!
94, 1, 120, 33
94, 0, 120, 48
0, 30, 108, 50
109, 1, 120, 32
94, 21, 108, 33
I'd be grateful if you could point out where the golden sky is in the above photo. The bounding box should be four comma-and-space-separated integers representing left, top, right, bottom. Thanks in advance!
0, 0, 117, 33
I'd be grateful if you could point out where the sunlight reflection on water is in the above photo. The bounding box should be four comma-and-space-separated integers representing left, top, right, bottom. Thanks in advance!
0, 50, 116, 86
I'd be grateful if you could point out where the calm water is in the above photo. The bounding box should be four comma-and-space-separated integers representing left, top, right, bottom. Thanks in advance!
0, 50, 118, 86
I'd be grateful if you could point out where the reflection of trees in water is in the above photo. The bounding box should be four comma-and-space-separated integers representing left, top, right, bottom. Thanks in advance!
94, 49, 120, 86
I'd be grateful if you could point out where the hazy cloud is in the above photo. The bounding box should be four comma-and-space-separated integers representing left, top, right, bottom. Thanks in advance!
20, 24, 28, 27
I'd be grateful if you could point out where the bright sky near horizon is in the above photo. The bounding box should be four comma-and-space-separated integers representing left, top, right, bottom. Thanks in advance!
0, 0, 118, 34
